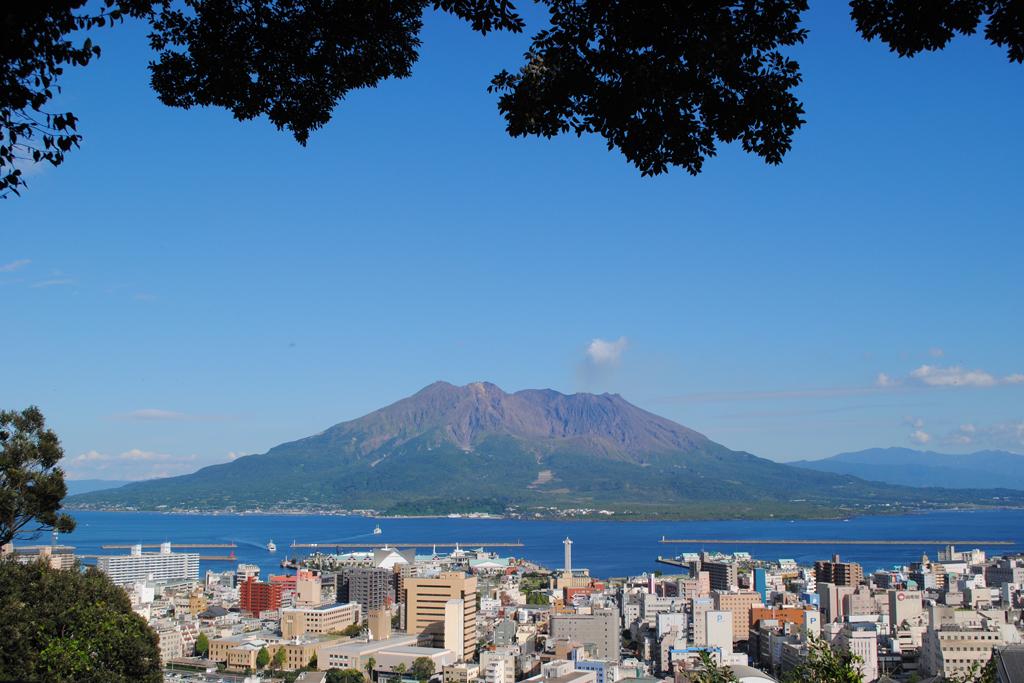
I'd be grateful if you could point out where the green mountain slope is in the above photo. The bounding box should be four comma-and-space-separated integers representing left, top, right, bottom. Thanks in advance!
67, 382, 1024, 518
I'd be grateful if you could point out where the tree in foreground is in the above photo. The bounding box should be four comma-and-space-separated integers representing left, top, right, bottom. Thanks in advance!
195, 631, 209, 657
0, 406, 75, 547
256, 645, 270, 669
3, 1, 1023, 197
941, 657, 997, 683
272, 645, 286, 669
782, 638, 862, 683
0, 559, 161, 682
328, 669, 370, 683
411, 656, 435, 682
684, 651, 739, 683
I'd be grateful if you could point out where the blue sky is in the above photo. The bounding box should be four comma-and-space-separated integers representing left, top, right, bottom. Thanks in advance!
2, 3, 1022, 480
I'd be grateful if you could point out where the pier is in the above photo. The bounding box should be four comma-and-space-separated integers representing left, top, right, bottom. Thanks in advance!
291, 541, 524, 549
658, 538, 1013, 546
100, 543, 238, 549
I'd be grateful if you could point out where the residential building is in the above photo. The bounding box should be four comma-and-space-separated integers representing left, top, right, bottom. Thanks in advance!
96, 543, 199, 584
712, 591, 762, 642
690, 554, 738, 592
281, 602, 361, 639
9, 544, 76, 570
240, 575, 285, 615
318, 635, 456, 673
837, 623, 878, 683
443, 662, 480, 683
813, 555, 863, 587
550, 608, 620, 660
340, 566, 393, 611
480, 648, 516, 683
921, 625, 1006, 679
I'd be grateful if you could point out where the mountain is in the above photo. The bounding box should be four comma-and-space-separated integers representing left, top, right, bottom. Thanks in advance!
64, 479, 133, 496
67, 382, 1024, 518
793, 447, 1024, 490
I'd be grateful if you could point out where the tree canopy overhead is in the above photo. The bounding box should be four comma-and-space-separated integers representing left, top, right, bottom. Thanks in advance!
2, 0, 1022, 196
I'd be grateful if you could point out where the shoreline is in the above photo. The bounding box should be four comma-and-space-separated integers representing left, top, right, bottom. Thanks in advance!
62, 503, 1024, 523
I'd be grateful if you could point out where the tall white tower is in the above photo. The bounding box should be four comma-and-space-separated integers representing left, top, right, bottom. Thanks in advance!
563, 537, 573, 577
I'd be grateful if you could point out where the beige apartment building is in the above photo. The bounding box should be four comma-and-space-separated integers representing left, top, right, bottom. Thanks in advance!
712, 591, 763, 642
281, 602, 361, 639
921, 626, 1005, 679
210, 635, 321, 672
403, 571, 478, 661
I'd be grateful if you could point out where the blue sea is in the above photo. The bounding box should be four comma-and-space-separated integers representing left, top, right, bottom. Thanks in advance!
59, 509, 1024, 578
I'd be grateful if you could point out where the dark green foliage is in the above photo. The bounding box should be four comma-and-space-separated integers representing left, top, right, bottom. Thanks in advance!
256, 646, 270, 669
490, 2, 808, 176
195, 632, 209, 657
5, 2, 1024, 196
411, 657, 435, 681
526, 591, 549, 605
0, 1, 151, 197
851, 0, 1024, 62
0, 559, 161, 682
0, 406, 76, 546
941, 657, 996, 683
272, 645, 286, 669
687, 651, 739, 683
328, 669, 370, 683
340, 622, 364, 637
148, 0, 427, 145
781, 638, 862, 683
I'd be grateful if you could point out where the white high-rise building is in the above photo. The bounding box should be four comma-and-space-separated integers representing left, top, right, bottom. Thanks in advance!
97, 542, 199, 584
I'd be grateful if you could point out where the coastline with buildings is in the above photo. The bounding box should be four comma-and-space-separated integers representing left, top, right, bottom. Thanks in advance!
7, 526, 1023, 682
46, 508, 1024, 580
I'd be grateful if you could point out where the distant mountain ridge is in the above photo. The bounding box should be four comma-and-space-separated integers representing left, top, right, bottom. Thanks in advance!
67, 382, 1024, 518
793, 447, 1024, 490
64, 479, 133, 496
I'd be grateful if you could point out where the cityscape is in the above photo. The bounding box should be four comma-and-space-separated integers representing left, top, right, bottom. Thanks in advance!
6, 531, 1024, 682
3, 1, 1024, 682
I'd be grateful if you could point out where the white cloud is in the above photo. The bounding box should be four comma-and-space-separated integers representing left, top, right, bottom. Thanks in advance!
878, 365, 1024, 389
909, 429, 931, 444
936, 421, 1024, 451
586, 337, 628, 366
0, 259, 30, 273
73, 450, 110, 463
909, 365, 997, 387
65, 448, 204, 480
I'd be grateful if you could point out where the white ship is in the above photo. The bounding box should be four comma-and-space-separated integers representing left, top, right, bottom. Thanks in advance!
266, 539, 277, 552
373, 524, 382, 535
